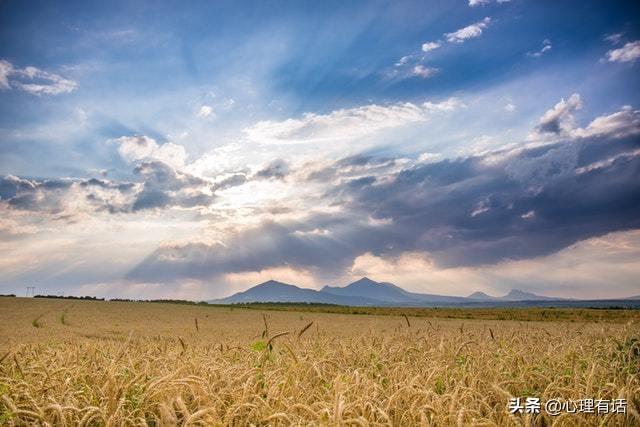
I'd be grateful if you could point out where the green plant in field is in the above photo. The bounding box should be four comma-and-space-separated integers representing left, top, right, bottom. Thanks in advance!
31, 315, 43, 328
455, 355, 467, 366
250, 340, 267, 352
124, 383, 145, 410
0, 411, 14, 424
0, 383, 13, 424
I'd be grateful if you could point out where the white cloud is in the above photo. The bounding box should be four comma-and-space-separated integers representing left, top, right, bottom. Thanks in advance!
111, 135, 187, 168
423, 97, 466, 112
575, 148, 640, 175
530, 94, 640, 141
604, 32, 624, 45
504, 103, 516, 112
395, 56, 411, 66
575, 106, 640, 139
606, 40, 640, 63
244, 98, 465, 145
197, 105, 214, 118
412, 65, 438, 78
532, 93, 583, 137
444, 17, 491, 44
527, 39, 552, 58
0, 60, 12, 89
469, 0, 510, 5
521, 210, 535, 219
417, 152, 441, 164
0, 59, 77, 95
421, 41, 441, 52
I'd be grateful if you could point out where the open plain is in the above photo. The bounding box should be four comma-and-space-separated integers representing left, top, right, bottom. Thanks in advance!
0, 297, 639, 426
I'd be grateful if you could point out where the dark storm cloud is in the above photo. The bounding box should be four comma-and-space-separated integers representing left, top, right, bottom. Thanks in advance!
129, 161, 214, 211
127, 131, 640, 283
126, 214, 392, 282
338, 134, 640, 267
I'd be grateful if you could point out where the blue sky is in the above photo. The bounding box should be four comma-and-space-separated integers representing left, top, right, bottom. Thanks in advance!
1, 0, 639, 299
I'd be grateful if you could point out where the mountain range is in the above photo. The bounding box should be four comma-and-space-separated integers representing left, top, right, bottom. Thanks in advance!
209, 277, 567, 306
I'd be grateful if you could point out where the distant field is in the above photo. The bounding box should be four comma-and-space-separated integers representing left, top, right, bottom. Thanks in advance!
1, 297, 639, 425
219, 302, 640, 323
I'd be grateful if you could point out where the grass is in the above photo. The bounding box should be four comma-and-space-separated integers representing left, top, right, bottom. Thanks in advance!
0, 296, 638, 425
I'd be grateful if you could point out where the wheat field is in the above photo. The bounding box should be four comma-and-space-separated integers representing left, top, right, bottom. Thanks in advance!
0, 297, 638, 426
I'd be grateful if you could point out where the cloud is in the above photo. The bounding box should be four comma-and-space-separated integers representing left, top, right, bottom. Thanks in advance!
126, 100, 640, 283
412, 65, 438, 79
111, 135, 187, 168
527, 39, 552, 58
255, 159, 289, 180
0, 159, 217, 216
306, 154, 404, 183
444, 17, 491, 44
604, 32, 624, 45
0, 59, 77, 95
532, 93, 582, 136
0, 174, 134, 216
469, 0, 510, 6
606, 40, 640, 63
575, 106, 640, 139
211, 174, 248, 192
504, 103, 516, 112
530, 94, 640, 141
423, 97, 466, 112
197, 105, 214, 118
0, 60, 12, 89
130, 161, 214, 212
421, 41, 441, 52
244, 98, 464, 145
346, 230, 640, 299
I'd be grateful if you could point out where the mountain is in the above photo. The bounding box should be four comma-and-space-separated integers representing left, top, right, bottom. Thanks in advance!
210, 277, 567, 306
213, 277, 470, 306
322, 277, 470, 304
467, 289, 562, 301
467, 291, 499, 301
500, 289, 559, 301
321, 277, 414, 303
209, 280, 381, 305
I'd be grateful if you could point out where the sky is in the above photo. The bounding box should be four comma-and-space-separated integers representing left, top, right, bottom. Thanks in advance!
1, 0, 639, 300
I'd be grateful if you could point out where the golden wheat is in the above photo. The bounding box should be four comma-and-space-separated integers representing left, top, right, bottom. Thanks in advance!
0, 297, 638, 426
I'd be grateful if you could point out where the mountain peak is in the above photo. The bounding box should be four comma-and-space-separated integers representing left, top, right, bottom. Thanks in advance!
321, 277, 420, 303
502, 289, 557, 301
255, 280, 291, 288
467, 291, 497, 301
506, 289, 536, 298
350, 277, 379, 286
